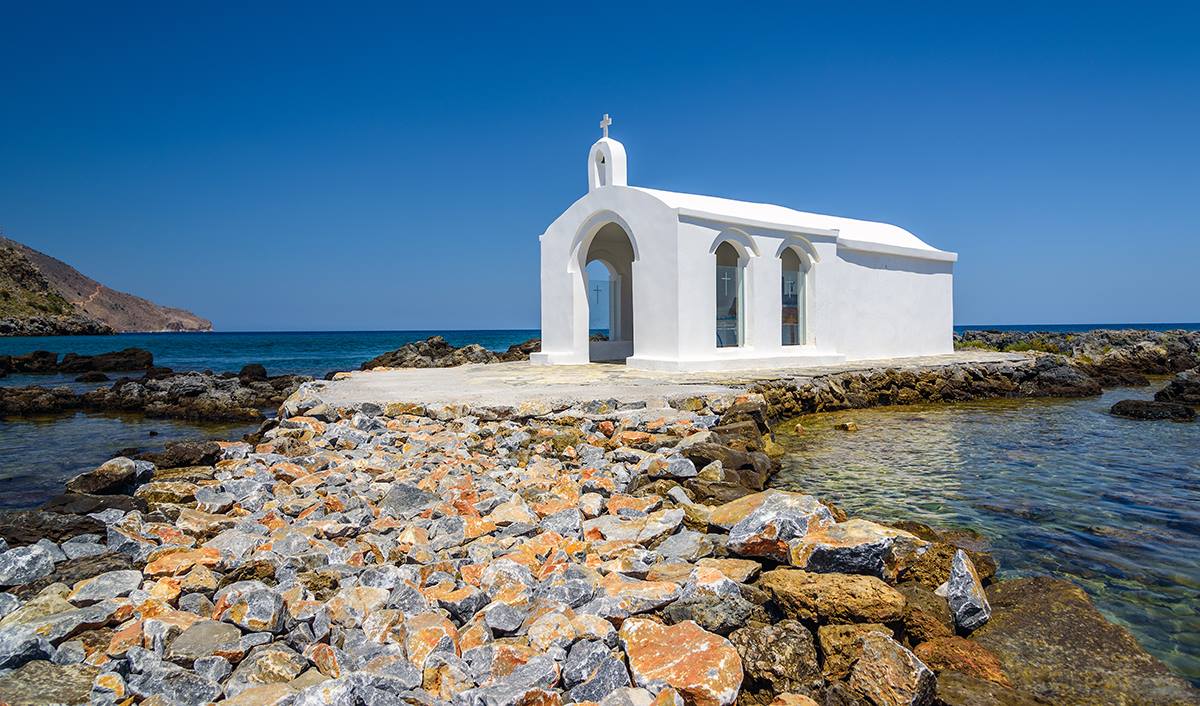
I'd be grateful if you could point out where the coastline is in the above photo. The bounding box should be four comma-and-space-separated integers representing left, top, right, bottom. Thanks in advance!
0, 331, 1196, 704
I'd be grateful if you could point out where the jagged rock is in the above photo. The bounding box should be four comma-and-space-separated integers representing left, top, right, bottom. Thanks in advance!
1155, 366, 1200, 405
847, 631, 936, 706
620, 618, 743, 706
729, 620, 822, 703
896, 583, 954, 644
936, 550, 990, 632
1109, 399, 1195, 421
379, 483, 440, 519
662, 592, 754, 635
0, 659, 98, 705
138, 440, 222, 469
65, 457, 140, 495
727, 491, 835, 562
360, 335, 500, 369
11, 552, 134, 599
759, 569, 906, 625
0, 545, 56, 587
563, 639, 632, 702
788, 518, 925, 579
0, 510, 104, 547
971, 577, 1198, 704
816, 623, 891, 681
127, 664, 223, 704
66, 569, 141, 603
166, 620, 242, 666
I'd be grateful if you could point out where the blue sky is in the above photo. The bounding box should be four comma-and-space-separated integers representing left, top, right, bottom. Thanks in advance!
1, 2, 1197, 330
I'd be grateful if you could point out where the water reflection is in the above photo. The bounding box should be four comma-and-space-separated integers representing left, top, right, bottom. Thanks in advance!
772, 385, 1200, 684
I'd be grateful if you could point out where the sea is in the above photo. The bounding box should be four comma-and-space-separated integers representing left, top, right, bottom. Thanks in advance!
1, 323, 1198, 682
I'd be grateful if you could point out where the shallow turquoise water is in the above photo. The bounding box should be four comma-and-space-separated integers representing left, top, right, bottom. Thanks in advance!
773, 385, 1200, 684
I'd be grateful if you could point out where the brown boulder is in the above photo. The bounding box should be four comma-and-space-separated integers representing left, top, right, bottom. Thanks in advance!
729, 620, 823, 704
759, 570, 906, 625
817, 623, 890, 681
847, 631, 936, 706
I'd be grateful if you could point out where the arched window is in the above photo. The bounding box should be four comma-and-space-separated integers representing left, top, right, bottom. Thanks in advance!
781, 248, 806, 345
715, 242, 743, 348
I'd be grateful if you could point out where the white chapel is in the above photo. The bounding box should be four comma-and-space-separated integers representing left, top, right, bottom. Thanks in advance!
530, 117, 957, 372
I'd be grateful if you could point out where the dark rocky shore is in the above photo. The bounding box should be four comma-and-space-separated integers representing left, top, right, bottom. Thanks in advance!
1, 348, 309, 422
0, 329, 1195, 705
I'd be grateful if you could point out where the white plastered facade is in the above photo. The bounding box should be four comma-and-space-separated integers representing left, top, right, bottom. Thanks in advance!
530, 135, 957, 372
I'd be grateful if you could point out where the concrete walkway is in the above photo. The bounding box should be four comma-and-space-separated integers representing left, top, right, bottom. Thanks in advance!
305, 351, 1026, 411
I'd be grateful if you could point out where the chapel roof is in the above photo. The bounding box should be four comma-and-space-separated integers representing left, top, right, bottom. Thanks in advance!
632, 186, 950, 257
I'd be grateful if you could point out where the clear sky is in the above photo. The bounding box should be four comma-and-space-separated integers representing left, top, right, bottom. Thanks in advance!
2, 2, 1197, 331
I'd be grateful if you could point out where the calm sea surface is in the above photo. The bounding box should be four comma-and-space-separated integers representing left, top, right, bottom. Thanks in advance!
773, 385, 1200, 685
1, 324, 1198, 682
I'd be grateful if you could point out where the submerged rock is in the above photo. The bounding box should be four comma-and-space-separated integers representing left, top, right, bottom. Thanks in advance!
1109, 399, 1196, 421
972, 577, 1198, 704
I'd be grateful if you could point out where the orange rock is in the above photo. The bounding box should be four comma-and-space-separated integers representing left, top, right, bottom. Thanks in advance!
619, 618, 743, 706
404, 612, 460, 670
304, 642, 342, 678
143, 547, 221, 576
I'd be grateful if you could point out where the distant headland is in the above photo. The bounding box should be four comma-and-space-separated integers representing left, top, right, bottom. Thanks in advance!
0, 234, 211, 336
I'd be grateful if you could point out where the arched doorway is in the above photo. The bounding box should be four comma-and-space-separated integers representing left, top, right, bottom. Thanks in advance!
584, 222, 635, 362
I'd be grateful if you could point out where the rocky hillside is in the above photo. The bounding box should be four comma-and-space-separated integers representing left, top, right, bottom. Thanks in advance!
0, 235, 211, 335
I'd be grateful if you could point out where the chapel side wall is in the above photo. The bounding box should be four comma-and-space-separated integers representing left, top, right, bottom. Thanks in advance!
824, 248, 954, 359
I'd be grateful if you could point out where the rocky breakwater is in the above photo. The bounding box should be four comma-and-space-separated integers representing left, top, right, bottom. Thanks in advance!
956, 329, 1200, 387
746, 353, 1103, 419
359, 336, 542, 371
0, 394, 1192, 705
0, 365, 309, 422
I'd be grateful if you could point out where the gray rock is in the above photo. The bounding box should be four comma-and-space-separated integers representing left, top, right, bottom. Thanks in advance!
0, 545, 56, 587
378, 483, 440, 519
727, 491, 834, 562
67, 569, 142, 603
937, 549, 991, 632
661, 593, 754, 635
194, 654, 232, 682
221, 587, 284, 633
541, 508, 583, 537
60, 535, 107, 560
166, 620, 242, 666
569, 652, 632, 702
33, 539, 66, 563
127, 664, 223, 704
0, 628, 52, 669
655, 529, 706, 562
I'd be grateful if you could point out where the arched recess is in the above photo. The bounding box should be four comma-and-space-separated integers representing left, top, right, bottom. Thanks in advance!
714, 240, 749, 348
581, 221, 636, 361
780, 246, 811, 345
